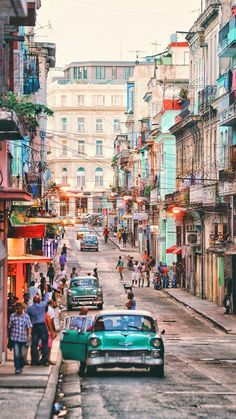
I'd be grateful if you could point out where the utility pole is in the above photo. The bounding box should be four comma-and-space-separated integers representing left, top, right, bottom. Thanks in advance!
150, 40, 161, 55
128, 50, 146, 64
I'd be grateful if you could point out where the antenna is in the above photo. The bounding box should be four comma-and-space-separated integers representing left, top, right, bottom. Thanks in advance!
150, 40, 161, 54
128, 50, 146, 64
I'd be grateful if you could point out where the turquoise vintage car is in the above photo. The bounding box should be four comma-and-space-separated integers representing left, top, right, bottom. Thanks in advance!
67, 276, 103, 310
60, 310, 165, 377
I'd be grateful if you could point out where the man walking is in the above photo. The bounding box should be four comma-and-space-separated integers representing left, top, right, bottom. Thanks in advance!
103, 226, 109, 243
122, 229, 127, 247
27, 294, 50, 366
9, 302, 32, 374
116, 256, 124, 280
47, 263, 55, 285
59, 252, 67, 271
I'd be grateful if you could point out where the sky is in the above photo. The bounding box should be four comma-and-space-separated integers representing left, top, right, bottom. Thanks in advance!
36, 0, 201, 68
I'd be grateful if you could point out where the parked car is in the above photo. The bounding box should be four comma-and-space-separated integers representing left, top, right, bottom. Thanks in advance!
76, 227, 90, 239
67, 276, 103, 310
60, 310, 165, 377
80, 234, 98, 251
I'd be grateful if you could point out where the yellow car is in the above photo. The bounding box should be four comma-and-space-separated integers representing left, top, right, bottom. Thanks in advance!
61, 216, 76, 227
77, 227, 90, 239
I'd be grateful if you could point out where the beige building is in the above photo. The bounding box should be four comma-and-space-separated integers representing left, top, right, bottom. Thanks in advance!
47, 61, 134, 215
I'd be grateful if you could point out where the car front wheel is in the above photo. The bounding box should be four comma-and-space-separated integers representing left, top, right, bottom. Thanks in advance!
150, 364, 164, 378
67, 304, 73, 311
97, 303, 103, 310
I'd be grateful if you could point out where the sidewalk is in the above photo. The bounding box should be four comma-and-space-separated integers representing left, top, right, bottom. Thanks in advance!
0, 339, 61, 419
164, 288, 236, 335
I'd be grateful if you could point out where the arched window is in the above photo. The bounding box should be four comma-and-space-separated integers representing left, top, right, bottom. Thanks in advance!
77, 167, 85, 187
62, 167, 67, 184
95, 167, 103, 187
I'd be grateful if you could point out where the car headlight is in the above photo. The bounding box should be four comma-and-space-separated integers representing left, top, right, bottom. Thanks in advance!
97, 289, 102, 296
151, 338, 162, 348
89, 337, 101, 347
67, 290, 72, 296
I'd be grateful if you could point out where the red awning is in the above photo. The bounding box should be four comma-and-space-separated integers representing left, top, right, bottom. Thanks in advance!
173, 246, 182, 255
166, 245, 177, 254
8, 255, 52, 264
8, 224, 46, 239
0, 188, 31, 201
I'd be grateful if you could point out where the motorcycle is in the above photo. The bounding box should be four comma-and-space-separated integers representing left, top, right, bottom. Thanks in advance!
152, 272, 162, 290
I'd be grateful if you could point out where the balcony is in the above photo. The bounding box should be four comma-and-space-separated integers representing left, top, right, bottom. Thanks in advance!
165, 188, 189, 206
0, 110, 24, 140
189, 184, 216, 206
198, 85, 217, 113
219, 91, 236, 127
218, 16, 236, 58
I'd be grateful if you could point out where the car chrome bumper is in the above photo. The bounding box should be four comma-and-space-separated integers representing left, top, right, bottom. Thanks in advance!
69, 299, 103, 307
87, 355, 164, 367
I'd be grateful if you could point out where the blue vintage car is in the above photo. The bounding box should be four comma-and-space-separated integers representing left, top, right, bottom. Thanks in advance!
80, 234, 98, 251
60, 310, 165, 377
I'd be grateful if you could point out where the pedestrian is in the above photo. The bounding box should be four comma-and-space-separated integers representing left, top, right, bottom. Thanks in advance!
117, 229, 122, 244
93, 268, 99, 280
59, 252, 67, 271
47, 263, 55, 285
33, 262, 40, 283
61, 243, 71, 255
139, 263, 145, 287
116, 256, 124, 280
162, 264, 169, 288
126, 292, 136, 310
54, 237, 59, 252
149, 256, 155, 270
122, 229, 127, 247
26, 294, 50, 366
103, 226, 109, 243
70, 267, 78, 278
142, 250, 149, 263
171, 262, 177, 288
8, 302, 32, 374
39, 274, 46, 299
132, 261, 140, 287
61, 226, 65, 239
223, 293, 231, 314
28, 281, 38, 304
38, 304, 57, 365
144, 260, 151, 287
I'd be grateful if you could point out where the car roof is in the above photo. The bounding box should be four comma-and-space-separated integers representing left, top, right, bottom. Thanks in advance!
78, 227, 89, 231
95, 310, 153, 317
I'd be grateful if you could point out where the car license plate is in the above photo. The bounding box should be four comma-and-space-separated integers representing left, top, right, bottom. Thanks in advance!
119, 357, 130, 362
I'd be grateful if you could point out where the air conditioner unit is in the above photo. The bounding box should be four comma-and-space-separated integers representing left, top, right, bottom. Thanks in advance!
186, 231, 201, 246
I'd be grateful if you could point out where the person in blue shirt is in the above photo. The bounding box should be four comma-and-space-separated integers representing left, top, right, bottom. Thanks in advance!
126, 292, 136, 310
27, 293, 50, 366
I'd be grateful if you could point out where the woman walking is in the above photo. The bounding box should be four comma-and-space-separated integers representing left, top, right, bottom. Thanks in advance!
116, 256, 124, 280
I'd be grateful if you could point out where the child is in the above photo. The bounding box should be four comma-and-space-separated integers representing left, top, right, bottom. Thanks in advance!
126, 292, 136, 310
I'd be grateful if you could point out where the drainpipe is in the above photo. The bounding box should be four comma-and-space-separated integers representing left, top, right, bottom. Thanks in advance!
201, 213, 205, 299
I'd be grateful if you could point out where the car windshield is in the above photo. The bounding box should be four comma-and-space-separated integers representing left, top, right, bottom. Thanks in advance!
70, 278, 99, 288
93, 315, 156, 332
84, 236, 97, 242
78, 228, 89, 232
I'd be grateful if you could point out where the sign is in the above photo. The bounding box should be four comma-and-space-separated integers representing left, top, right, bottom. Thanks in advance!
218, 181, 236, 196
133, 212, 148, 221
190, 184, 216, 205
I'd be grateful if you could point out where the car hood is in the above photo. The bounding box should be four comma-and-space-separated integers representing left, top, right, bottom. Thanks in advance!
90, 331, 156, 349
70, 287, 99, 295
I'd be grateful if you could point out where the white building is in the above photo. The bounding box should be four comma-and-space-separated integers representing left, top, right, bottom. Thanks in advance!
47, 61, 134, 215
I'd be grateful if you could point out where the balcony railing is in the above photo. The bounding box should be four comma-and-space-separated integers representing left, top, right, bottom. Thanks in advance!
165, 188, 189, 206
198, 85, 217, 112
218, 16, 236, 57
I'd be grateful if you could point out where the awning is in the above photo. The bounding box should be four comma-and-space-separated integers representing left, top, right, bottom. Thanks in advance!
0, 188, 31, 201
8, 224, 46, 239
173, 246, 182, 255
28, 217, 61, 224
166, 245, 177, 254
8, 255, 52, 264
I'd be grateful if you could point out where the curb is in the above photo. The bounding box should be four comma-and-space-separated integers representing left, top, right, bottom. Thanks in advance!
35, 349, 62, 419
164, 289, 232, 334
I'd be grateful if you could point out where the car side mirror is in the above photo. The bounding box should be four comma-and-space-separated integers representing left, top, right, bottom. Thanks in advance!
161, 329, 165, 335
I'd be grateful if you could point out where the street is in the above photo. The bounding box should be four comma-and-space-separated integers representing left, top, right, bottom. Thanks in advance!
61, 228, 236, 419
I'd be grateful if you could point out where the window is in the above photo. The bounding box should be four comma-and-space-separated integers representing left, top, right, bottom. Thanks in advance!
96, 119, 103, 132
61, 117, 67, 131
125, 67, 132, 79
62, 142, 67, 157
93, 95, 105, 106
112, 66, 117, 79
62, 167, 67, 184
95, 168, 103, 187
78, 140, 85, 155
113, 119, 121, 132
61, 95, 67, 106
96, 66, 105, 79
78, 118, 85, 132
78, 95, 84, 105
77, 167, 85, 187
96, 140, 103, 156
111, 95, 123, 106
73, 66, 87, 80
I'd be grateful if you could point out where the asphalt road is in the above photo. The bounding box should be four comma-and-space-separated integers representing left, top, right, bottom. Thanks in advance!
62, 227, 236, 419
